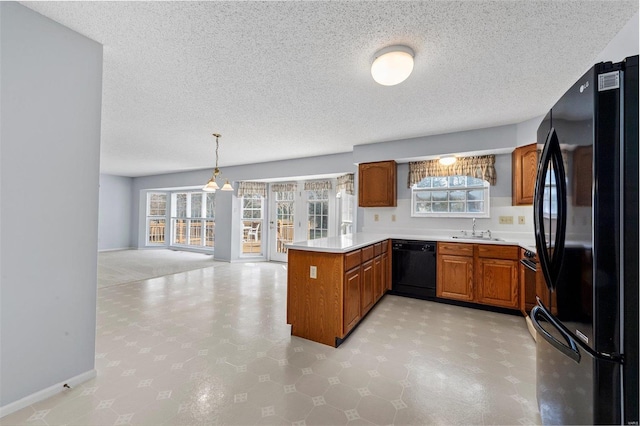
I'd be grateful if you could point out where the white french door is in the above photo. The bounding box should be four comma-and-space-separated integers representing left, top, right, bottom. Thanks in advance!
269, 190, 296, 262
268, 182, 339, 262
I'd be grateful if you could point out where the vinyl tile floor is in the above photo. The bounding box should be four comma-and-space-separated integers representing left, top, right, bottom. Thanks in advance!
2, 260, 541, 426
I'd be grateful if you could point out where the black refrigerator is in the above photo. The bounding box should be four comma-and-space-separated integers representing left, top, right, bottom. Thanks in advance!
530, 55, 638, 425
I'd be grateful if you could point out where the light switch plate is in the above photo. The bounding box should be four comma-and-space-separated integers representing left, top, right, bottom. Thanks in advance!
310, 266, 317, 279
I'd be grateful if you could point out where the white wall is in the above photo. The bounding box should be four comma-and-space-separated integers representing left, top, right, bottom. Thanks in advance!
594, 11, 639, 63
0, 2, 102, 412
98, 174, 133, 251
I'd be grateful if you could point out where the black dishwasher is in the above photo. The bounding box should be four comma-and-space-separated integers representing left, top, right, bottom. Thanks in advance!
391, 240, 437, 299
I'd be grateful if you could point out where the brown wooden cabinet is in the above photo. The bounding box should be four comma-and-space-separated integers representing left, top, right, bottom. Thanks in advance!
512, 143, 539, 205
519, 248, 557, 316
361, 259, 375, 314
437, 242, 520, 309
476, 259, 519, 309
358, 160, 397, 207
437, 242, 474, 301
344, 266, 361, 333
287, 240, 391, 347
373, 255, 383, 301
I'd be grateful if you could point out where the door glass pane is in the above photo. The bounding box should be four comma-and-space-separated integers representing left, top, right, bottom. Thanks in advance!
241, 195, 263, 255
307, 190, 328, 240
276, 191, 295, 254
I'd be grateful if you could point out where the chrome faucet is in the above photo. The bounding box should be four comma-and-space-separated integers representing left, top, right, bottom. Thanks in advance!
472, 218, 476, 236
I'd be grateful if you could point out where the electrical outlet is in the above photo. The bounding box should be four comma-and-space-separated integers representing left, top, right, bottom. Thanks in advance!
309, 266, 317, 279
499, 215, 514, 225
518, 216, 525, 225
391, 214, 396, 222
374, 214, 379, 222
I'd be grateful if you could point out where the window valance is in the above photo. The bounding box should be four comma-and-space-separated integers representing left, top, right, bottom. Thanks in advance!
336, 174, 354, 195
271, 182, 298, 192
408, 155, 497, 187
237, 181, 267, 197
304, 180, 333, 191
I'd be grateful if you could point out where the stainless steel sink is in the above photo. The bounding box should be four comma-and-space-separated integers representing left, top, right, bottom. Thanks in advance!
451, 235, 504, 242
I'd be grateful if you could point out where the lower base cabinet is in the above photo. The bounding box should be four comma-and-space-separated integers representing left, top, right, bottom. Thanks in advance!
437, 242, 520, 310
287, 240, 390, 347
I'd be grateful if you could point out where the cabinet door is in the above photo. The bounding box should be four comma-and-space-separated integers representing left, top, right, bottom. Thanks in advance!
512, 143, 539, 206
358, 161, 397, 207
361, 259, 375, 314
436, 255, 474, 301
344, 267, 361, 334
476, 258, 519, 308
381, 251, 390, 293
373, 255, 382, 301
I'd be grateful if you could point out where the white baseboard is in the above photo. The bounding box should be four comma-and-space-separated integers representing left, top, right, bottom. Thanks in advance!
0, 369, 96, 418
98, 247, 132, 252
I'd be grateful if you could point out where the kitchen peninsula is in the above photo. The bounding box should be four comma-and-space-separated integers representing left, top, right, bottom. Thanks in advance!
287, 233, 536, 347
287, 234, 391, 347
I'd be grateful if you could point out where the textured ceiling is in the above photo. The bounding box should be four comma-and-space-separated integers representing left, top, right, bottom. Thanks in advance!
21, 1, 638, 177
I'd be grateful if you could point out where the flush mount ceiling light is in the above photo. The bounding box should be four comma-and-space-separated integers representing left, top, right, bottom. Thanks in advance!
439, 156, 457, 166
202, 133, 233, 192
371, 45, 415, 86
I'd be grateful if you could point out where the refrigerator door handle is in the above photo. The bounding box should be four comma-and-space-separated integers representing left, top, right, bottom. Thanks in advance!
533, 127, 567, 291
531, 304, 581, 363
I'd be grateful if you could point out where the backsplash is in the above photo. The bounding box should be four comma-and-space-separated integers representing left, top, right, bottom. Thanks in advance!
360, 196, 535, 242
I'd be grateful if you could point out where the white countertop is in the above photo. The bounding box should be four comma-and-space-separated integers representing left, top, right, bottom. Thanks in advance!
288, 232, 537, 254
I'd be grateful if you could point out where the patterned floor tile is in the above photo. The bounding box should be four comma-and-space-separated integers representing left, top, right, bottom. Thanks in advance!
2, 255, 541, 426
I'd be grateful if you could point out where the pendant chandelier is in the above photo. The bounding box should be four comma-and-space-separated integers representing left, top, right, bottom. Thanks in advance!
202, 133, 233, 192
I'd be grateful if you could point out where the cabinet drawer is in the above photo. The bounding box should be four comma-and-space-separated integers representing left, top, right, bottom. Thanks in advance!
438, 242, 473, 256
344, 249, 361, 271
381, 240, 389, 254
374, 242, 382, 256
362, 245, 374, 262
477, 244, 518, 260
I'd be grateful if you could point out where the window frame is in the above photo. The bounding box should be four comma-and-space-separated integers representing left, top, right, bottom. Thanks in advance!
146, 192, 167, 246
410, 175, 490, 218
170, 191, 215, 250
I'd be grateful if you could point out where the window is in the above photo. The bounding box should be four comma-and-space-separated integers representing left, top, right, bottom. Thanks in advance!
337, 190, 354, 235
307, 189, 329, 239
171, 192, 215, 249
146, 193, 167, 245
411, 176, 490, 217
241, 194, 264, 255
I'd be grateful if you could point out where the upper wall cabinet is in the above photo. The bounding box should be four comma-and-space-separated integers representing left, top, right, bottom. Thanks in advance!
512, 143, 539, 206
358, 160, 397, 207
